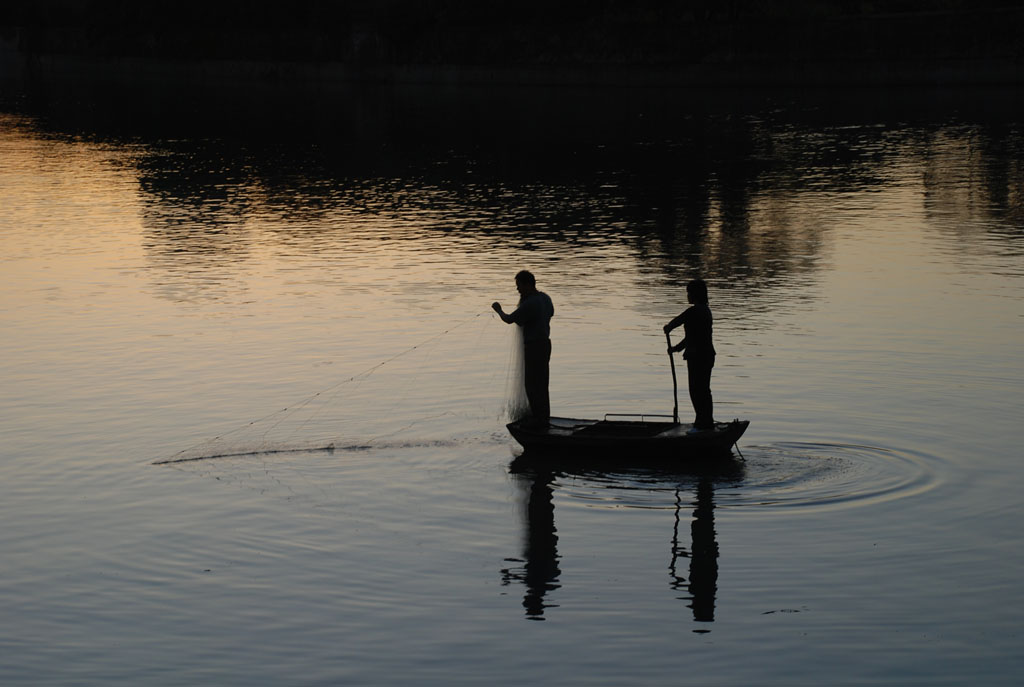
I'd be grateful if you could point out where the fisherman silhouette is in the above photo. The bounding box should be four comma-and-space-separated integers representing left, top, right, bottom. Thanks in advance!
492, 270, 554, 428
664, 278, 716, 430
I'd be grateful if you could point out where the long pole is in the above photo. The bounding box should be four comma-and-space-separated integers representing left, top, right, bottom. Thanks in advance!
666, 331, 679, 424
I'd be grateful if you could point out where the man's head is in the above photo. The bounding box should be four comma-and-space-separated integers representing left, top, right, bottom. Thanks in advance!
686, 278, 709, 305
515, 270, 537, 297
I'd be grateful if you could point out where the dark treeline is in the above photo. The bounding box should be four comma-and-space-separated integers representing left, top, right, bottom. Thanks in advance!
3, 0, 1022, 67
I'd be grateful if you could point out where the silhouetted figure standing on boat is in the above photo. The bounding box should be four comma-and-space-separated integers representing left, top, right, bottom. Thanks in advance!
664, 279, 716, 430
493, 270, 554, 427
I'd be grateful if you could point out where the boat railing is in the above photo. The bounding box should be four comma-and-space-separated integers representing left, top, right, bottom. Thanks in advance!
603, 413, 678, 424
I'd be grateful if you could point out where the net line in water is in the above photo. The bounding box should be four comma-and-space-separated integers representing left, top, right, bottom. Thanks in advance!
154, 310, 527, 465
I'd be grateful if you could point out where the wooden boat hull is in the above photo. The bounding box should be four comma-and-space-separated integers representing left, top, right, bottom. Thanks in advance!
507, 417, 749, 459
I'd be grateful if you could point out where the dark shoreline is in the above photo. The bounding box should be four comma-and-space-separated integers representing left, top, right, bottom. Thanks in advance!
3, 2, 1023, 88
6, 52, 1023, 90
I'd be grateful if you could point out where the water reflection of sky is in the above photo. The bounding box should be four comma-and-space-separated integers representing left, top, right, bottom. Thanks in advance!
116, 99, 1023, 327
4, 86, 1021, 338
5, 90, 1022, 393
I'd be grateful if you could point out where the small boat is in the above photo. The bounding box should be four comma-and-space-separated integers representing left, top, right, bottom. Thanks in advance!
507, 415, 749, 459
506, 331, 748, 460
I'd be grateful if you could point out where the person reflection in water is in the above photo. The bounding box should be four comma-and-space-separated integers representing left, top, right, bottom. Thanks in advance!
668, 477, 720, 628
492, 270, 555, 427
664, 278, 716, 430
501, 466, 561, 620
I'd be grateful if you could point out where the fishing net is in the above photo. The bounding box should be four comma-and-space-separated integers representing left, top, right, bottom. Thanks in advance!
503, 325, 530, 423
155, 312, 530, 472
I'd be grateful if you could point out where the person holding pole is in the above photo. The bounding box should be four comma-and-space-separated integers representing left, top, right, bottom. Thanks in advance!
664, 278, 716, 431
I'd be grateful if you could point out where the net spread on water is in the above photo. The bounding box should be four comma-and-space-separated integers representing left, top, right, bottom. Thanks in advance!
155, 312, 530, 467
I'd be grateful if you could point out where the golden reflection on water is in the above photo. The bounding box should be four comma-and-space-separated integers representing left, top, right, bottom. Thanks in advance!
3, 105, 1021, 436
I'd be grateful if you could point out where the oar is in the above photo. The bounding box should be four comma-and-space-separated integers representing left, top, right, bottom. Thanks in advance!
665, 331, 679, 424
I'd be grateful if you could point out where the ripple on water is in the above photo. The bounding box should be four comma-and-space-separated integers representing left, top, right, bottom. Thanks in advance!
548, 442, 945, 515
728, 442, 943, 512
158, 431, 946, 517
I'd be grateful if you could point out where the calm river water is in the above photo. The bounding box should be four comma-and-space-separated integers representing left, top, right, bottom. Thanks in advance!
1, 81, 1022, 685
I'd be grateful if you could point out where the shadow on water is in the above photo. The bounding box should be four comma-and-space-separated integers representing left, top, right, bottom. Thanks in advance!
502, 451, 744, 627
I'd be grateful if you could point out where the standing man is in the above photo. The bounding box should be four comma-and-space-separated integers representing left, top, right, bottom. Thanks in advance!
493, 270, 555, 427
664, 278, 716, 430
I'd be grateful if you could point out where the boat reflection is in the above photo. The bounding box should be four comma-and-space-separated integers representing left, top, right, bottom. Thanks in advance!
503, 452, 743, 627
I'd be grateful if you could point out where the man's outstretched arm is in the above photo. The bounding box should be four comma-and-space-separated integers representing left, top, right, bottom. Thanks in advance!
492, 302, 515, 324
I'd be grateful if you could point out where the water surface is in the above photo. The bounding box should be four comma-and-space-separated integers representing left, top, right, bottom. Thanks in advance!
1, 83, 1022, 685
